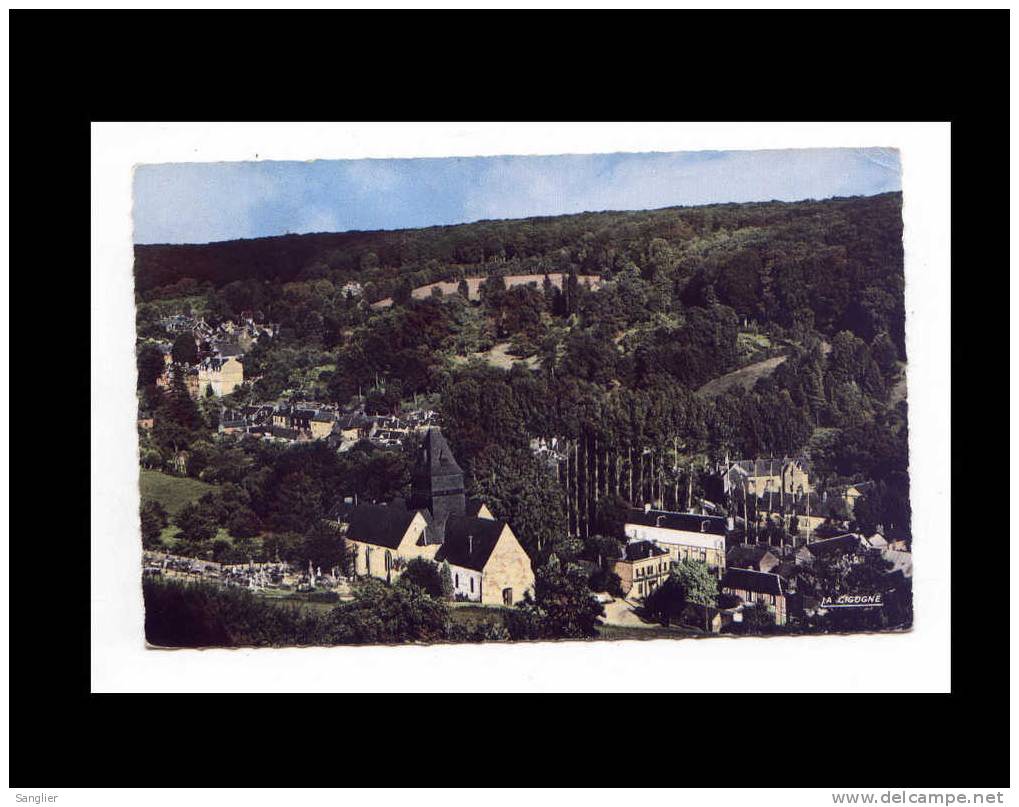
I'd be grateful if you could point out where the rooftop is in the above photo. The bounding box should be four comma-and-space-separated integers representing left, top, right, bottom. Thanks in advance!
721, 567, 784, 596
621, 540, 669, 562
434, 515, 507, 571
626, 508, 728, 536
346, 504, 421, 550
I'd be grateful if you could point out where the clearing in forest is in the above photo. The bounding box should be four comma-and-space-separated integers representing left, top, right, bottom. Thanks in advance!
695, 354, 789, 398
450, 342, 539, 371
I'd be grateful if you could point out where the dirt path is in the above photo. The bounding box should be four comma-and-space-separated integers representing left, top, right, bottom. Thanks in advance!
696, 355, 789, 398
601, 598, 659, 628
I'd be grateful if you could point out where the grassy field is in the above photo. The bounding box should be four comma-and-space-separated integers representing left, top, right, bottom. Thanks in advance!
695, 354, 788, 398
449, 604, 512, 629
259, 590, 343, 613
139, 469, 215, 516
595, 623, 703, 642
451, 342, 539, 371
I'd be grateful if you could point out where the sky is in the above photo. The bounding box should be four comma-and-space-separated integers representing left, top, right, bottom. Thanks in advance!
133, 147, 902, 245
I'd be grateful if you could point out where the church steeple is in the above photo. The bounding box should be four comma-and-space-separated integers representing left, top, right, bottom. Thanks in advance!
410, 428, 466, 531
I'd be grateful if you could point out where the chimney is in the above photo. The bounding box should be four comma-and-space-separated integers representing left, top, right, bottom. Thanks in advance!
468, 535, 473, 556
644, 502, 652, 514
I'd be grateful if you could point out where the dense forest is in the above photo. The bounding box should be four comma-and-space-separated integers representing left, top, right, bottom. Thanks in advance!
136, 192, 911, 638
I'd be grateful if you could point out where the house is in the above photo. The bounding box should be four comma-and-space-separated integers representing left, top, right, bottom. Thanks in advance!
722, 457, 812, 499
329, 412, 372, 447
272, 405, 320, 433
612, 540, 671, 600
310, 410, 336, 440
269, 425, 310, 443
783, 493, 835, 535
753, 491, 838, 537
240, 404, 274, 426
726, 544, 780, 574
804, 532, 869, 564
219, 414, 247, 434
343, 428, 535, 604
196, 356, 244, 397
214, 340, 244, 359
624, 507, 728, 577
721, 568, 788, 625
842, 481, 873, 517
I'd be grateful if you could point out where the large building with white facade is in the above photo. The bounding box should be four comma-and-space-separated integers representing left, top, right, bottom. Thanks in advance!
623, 507, 730, 578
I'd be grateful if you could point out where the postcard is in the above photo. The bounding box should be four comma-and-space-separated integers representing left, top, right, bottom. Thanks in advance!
132, 147, 911, 647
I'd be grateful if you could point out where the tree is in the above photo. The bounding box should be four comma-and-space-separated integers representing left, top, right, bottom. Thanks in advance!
644, 559, 718, 627
227, 508, 262, 540
140, 500, 168, 548
643, 575, 687, 626
171, 333, 199, 366
467, 445, 566, 558
587, 566, 623, 597
439, 560, 454, 599
322, 577, 449, 644
297, 520, 350, 573
137, 344, 166, 389
397, 558, 446, 598
506, 554, 604, 640
393, 277, 413, 306
671, 558, 718, 607
594, 495, 630, 538
173, 502, 218, 554
261, 531, 304, 564
737, 603, 776, 634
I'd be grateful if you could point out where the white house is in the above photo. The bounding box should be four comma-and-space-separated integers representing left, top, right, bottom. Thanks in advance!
623, 507, 730, 577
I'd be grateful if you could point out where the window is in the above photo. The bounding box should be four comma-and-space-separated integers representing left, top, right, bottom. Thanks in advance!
470, 577, 474, 593
455, 573, 459, 588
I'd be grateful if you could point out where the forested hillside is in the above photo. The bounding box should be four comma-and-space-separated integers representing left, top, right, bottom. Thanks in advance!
136, 191, 911, 570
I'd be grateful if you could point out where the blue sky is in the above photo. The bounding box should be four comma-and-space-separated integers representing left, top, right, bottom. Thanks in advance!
133, 147, 901, 245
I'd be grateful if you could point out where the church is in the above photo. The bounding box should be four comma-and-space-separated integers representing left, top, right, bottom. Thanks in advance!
342, 428, 535, 606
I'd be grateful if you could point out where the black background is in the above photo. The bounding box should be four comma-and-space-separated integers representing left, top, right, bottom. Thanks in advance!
10, 9, 1002, 788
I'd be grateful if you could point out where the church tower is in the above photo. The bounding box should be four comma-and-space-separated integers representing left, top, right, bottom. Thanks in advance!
410, 428, 466, 533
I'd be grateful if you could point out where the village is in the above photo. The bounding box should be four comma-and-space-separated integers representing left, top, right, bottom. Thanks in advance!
139, 308, 912, 637
134, 189, 913, 643
139, 311, 440, 452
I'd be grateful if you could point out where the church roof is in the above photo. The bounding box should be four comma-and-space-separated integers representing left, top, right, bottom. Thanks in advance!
434, 516, 506, 571
422, 428, 463, 477
346, 504, 420, 549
